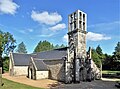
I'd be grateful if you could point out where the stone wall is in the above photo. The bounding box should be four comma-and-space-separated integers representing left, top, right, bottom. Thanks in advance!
13, 66, 28, 76
36, 71, 48, 80
91, 60, 101, 79
44, 60, 65, 82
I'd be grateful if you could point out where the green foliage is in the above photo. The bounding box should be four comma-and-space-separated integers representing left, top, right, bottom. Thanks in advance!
91, 48, 101, 68
112, 42, 120, 61
102, 42, 120, 70
96, 45, 103, 56
60, 44, 66, 48
102, 70, 120, 74
0, 30, 16, 56
34, 40, 66, 52
16, 42, 27, 53
0, 30, 16, 68
3, 57, 9, 72
34, 40, 54, 52
54, 44, 60, 49
1, 78, 43, 89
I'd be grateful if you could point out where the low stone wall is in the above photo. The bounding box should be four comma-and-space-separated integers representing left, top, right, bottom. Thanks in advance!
44, 60, 65, 82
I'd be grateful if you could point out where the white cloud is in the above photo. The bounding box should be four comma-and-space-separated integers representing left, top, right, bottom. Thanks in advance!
49, 23, 66, 31
18, 29, 34, 34
0, 0, 19, 15
87, 32, 111, 41
37, 34, 54, 37
63, 34, 68, 42
27, 29, 33, 32
88, 21, 120, 28
31, 11, 62, 25
18, 30, 26, 34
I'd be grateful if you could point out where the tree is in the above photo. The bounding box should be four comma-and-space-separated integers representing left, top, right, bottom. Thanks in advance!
16, 42, 27, 53
34, 40, 54, 52
91, 48, 101, 68
112, 42, 120, 61
0, 30, 16, 68
54, 44, 60, 49
109, 42, 120, 70
60, 44, 66, 48
96, 45, 103, 56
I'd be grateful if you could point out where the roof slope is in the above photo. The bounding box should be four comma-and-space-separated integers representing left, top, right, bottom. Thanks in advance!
11, 47, 67, 66
35, 47, 67, 60
33, 59, 48, 71
12, 53, 36, 66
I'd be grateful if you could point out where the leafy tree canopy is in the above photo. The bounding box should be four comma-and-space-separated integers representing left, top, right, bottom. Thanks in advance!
34, 40, 66, 52
0, 30, 16, 56
0, 30, 16, 67
16, 42, 27, 53
34, 40, 54, 52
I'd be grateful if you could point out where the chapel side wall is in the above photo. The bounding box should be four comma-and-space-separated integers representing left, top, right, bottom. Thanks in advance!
44, 60, 65, 82
13, 66, 28, 76
36, 71, 48, 80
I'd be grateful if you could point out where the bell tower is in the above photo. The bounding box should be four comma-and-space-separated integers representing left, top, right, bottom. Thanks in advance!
65, 10, 87, 83
68, 10, 87, 58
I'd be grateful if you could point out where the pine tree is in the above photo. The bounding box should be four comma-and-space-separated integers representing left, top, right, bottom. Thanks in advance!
112, 42, 120, 60
16, 42, 27, 53
96, 45, 103, 56
91, 48, 101, 68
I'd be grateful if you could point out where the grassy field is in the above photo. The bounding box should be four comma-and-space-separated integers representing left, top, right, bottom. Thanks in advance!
102, 70, 120, 74
0, 78, 44, 89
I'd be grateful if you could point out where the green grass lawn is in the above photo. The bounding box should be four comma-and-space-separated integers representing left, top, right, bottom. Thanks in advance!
0, 78, 44, 89
102, 70, 120, 74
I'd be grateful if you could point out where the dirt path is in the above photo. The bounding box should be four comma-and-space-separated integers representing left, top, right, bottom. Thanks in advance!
2, 73, 60, 89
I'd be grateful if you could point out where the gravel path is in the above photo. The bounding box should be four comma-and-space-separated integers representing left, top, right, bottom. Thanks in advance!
52, 80, 118, 89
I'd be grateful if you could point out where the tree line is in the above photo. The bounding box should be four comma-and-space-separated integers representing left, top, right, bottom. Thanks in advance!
90, 43, 120, 71
0, 30, 120, 72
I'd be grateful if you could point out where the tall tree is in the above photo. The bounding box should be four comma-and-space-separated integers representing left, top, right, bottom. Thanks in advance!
96, 45, 103, 56
34, 40, 54, 52
54, 44, 60, 49
112, 42, 120, 61
16, 42, 27, 53
91, 48, 101, 68
0, 30, 16, 67
60, 44, 66, 48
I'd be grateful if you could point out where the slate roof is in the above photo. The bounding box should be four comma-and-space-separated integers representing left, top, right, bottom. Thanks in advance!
12, 53, 36, 66
35, 47, 67, 60
12, 47, 68, 66
33, 59, 48, 71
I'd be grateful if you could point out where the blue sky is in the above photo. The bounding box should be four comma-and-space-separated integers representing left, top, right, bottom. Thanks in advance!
0, 0, 119, 54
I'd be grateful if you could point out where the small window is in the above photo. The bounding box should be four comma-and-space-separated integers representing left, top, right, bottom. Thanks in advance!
79, 21, 82, 28
71, 14, 73, 22
83, 14, 85, 21
74, 12, 77, 20
79, 12, 82, 20
83, 22, 85, 30
74, 21, 76, 29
